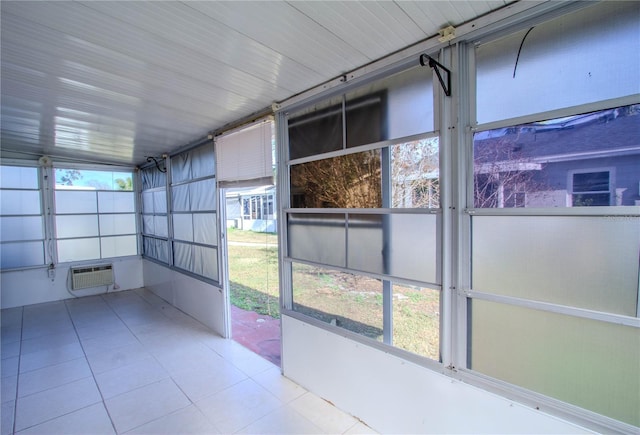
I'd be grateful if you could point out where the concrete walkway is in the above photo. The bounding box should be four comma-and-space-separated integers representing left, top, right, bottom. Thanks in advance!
230, 305, 281, 367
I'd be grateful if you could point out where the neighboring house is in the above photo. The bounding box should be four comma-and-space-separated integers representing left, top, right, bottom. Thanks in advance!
473, 104, 640, 208
225, 186, 276, 232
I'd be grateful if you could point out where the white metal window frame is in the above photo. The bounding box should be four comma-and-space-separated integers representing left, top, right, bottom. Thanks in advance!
0, 159, 49, 270
453, 5, 640, 432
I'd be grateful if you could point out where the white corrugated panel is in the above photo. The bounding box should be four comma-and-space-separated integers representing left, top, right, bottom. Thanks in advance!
1, 1, 509, 166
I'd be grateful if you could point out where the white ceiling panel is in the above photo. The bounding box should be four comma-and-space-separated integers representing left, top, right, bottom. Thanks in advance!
1, 0, 512, 166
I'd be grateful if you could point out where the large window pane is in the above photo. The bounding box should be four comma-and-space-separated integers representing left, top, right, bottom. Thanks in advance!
476, 2, 639, 124
472, 215, 639, 316
193, 245, 218, 280
287, 213, 346, 267
290, 150, 381, 208
54, 169, 133, 191
292, 262, 383, 341
473, 105, 640, 208
470, 300, 640, 427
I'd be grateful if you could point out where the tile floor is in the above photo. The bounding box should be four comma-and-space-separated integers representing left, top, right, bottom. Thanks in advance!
1, 289, 376, 434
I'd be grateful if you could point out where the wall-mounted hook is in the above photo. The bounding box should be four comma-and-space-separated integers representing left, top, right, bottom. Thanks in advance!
420, 54, 452, 97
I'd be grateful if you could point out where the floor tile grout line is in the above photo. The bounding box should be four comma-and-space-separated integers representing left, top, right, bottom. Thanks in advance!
63, 298, 119, 435
11, 305, 24, 435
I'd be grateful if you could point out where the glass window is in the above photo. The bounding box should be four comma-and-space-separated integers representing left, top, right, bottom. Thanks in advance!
392, 284, 440, 361
292, 262, 384, 342
290, 150, 382, 208
473, 105, 640, 208
54, 168, 137, 262
391, 138, 439, 208
476, 2, 639, 124
469, 300, 640, 427
285, 64, 441, 362
0, 165, 45, 269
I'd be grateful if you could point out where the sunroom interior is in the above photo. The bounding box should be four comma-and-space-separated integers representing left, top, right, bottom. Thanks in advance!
1, 1, 639, 434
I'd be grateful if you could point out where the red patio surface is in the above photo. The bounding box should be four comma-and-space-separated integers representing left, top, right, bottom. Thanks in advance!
231, 304, 281, 367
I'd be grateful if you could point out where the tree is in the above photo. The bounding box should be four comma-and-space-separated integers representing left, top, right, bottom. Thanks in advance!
290, 150, 382, 208
57, 169, 82, 186
391, 138, 440, 208
473, 130, 546, 208
115, 177, 133, 191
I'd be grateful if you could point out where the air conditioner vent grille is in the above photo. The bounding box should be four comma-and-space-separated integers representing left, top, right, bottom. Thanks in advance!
71, 264, 114, 290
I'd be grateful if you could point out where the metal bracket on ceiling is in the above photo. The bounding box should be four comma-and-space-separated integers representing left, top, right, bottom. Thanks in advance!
146, 156, 167, 173
420, 54, 451, 97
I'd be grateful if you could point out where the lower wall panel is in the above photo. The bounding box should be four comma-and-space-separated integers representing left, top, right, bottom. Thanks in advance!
142, 259, 226, 336
281, 315, 589, 434
0, 257, 143, 308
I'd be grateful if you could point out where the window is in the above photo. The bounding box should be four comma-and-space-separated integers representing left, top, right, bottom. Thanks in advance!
54, 168, 137, 262
469, 1, 640, 426
141, 166, 169, 263
170, 143, 219, 281
284, 64, 441, 361
0, 165, 45, 269
570, 170, 611, 206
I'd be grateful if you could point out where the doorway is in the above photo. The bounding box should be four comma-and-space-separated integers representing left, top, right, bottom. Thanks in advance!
223, 185, 280, 366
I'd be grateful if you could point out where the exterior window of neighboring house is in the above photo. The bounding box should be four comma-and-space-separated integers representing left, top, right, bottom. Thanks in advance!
570, 170, 611, 206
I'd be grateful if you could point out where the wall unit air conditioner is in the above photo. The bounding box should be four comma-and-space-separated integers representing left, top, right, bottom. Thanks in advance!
71, 264, 114, 290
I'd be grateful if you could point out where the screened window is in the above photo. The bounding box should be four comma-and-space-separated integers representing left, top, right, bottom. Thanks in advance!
170, 143, 219, 281
285, 64, 441, 361
54, 168, 136, 262
0, 165, 45, 269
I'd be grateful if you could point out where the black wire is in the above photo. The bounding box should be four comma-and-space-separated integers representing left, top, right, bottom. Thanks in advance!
513, 27, 535, 78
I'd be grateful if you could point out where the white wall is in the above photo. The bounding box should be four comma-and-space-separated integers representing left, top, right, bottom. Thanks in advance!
281, 315, 591, 434
0, 257, 143, 308
142, 259, 226, 336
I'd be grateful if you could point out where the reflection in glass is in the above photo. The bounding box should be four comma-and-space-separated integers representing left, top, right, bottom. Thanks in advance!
473, 104, 640, 208
290, 150, 381, 208
391, 138, 439, 208
292, 262, 383, 341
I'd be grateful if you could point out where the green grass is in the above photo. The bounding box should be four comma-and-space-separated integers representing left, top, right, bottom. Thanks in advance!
227, 230, 440, 360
